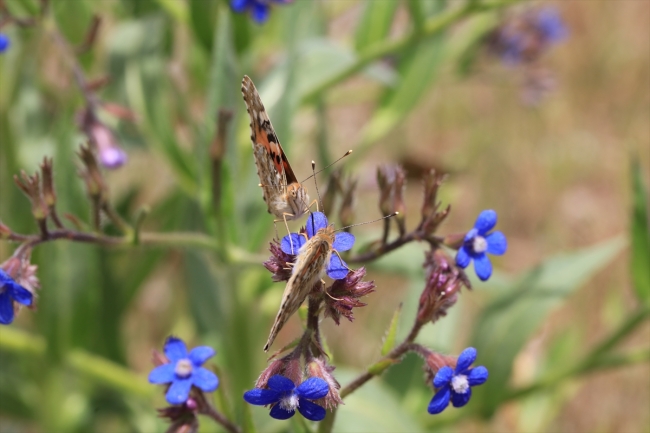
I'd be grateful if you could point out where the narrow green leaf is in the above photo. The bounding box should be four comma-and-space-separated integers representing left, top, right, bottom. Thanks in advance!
189, 0, 218, 52
381, 304, 402, 356
631, 157, 650, 304
470, 237, 626, 418
354, 0, 400, 52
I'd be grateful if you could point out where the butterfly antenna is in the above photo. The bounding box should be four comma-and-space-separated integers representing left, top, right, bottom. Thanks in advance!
300, 150, 352, 183
311, 160, 324, 212
335, 212, 399, 232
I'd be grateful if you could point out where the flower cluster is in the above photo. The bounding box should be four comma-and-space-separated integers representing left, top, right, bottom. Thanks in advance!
149, 337, 219, 405
428, 347, 488, 414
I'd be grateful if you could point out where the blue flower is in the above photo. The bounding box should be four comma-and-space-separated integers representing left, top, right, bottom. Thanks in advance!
244, 375, 329, 421
535, 7, 568, 43
428, 347, 488, 415
281, 212, 355, 280
0, 34, 10, 53
0, 269, 33, 325
148, 337, 219, 405
230, 0, 290, 24
455, 209, 507, 281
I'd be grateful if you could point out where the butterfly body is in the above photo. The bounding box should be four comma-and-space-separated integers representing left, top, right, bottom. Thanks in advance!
242, 76, 310, 222
264, 226, 335, 352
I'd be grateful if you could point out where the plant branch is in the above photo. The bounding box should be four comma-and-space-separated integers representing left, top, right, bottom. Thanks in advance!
194, 391, 241, 433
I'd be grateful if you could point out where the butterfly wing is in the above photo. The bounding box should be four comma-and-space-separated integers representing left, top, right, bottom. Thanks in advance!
264, 235, 331, 351
241, 76, 300, 217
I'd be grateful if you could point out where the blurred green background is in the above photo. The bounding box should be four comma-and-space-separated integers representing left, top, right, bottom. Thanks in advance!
0, 0, 648, 432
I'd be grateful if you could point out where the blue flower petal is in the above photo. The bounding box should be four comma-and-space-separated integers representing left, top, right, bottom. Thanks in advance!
165, 377, 193, 405
450, 387, 472, 408
189, 346, 215, 366
193, 367, 219, 392
281, 233, 306, 255
485, 231, 507, 255
148, 363, 175, 384
463, 227, 478, 243
327, 254, 349, 280
230, 0, 249, 12
0, 292, 14, 325
474, 210, 497, 235
455, 347, 477, 374
295, 377, 329, 400
297, 398, 326, 421
267, 375, 296, 392
473, 254, 492, 281
270, 404, 295, 419
455, 246, 471, 269
7, 282, 33, 306
467, 366, 489, 386
427, 385, 451, 414
333, 232, 355, 252
433, 366, 454, 388
0, 269, 11, 284
306, 212, 328, 238
243, 388, 282, 405
252, 2, 270, 23
164, 337, 188, 362
0, 34, 9, 53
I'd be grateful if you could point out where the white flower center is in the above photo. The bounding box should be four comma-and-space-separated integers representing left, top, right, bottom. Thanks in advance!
472, 235, 488, 253
174, 359, 193, 378
279, 393, 300, 411
451, 374, 470, 394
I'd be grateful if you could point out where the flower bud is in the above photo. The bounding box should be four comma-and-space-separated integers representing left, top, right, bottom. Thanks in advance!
376, 165, 395, 217
307, 358, 342, 410
77, 144, 107, 201
420, 170, 449, 234
14, 170, 49, 221
39, 157, 57, 207
392, 166, 406, 235
324, 267, 375, 325
417, 250, 469, 326
263, 240, 294, 282
255, 354, 302, 389
338, 175, 357, 229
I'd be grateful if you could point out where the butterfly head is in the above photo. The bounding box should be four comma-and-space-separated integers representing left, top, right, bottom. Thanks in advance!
286, 183, 310, 219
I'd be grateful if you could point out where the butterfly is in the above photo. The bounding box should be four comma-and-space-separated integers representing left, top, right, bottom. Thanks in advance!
264, 212, 354, 351
241, 76, 311, 235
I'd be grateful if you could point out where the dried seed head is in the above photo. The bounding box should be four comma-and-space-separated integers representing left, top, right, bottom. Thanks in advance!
39, 157, 57, 207
14, 170, 49, 221
307, 358, 342, 410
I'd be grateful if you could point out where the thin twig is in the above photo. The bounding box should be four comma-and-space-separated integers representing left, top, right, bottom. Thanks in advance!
194, 391, 241, 433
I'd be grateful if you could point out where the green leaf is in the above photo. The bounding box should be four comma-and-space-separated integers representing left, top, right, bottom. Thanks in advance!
334, 369, 424, 432
184, 250, 226, 334
631, 157, 650, 304
470, 236, 626, 418
381, 304, 402, 356
354, 0, 399, 52
189, 0, 218, 52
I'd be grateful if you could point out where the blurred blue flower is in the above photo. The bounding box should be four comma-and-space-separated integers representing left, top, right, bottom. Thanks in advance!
231, 0, 290, 24
428, 347, 488, 415
281, 212, 355, 280
0, 34, 10, 53
244, 375, 329, 421
496, 7, 567, 65
0, 269, 33, 325
455, 209, 507, 281
535, 7, 568, 43
149, 337, 219, 405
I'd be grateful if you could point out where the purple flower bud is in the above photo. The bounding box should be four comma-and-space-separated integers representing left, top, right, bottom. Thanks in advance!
89, 123, 127, 169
